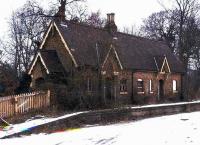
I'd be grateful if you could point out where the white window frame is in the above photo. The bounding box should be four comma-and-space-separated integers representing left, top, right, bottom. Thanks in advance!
173, 80, 178, 93
149, 80, 153, 94
137, 79, 144, 94
87, 78, 92, 92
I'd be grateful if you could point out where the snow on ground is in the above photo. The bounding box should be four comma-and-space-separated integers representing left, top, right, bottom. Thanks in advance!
1, 101, 199, 139
0, 112, 85, 138
1, 111, 200, 145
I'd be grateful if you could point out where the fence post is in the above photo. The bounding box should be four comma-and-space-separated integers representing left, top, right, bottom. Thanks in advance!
47, 90, 51, 106
14, 97, 18, 115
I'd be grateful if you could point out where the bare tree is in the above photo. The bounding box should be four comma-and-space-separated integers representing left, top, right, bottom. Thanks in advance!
85, 11, 106, 28
142, 0, 200, 70
141, 10, 176, 52
5, 1, 49, 77
49, 0, 88, 22
173, 0, 200, 69
191, 19, 200, 71
5, 0, 88, 77
122, 25, 143, 36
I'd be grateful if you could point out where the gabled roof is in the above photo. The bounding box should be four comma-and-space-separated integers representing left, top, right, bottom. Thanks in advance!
154, 56, 171, 73
40, 22, 78, 67
40, 20, 185, 73
28, 50, 65, 75
102, 44, 123, 70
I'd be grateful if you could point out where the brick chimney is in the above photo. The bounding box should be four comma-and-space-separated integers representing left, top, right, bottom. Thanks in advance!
104, 13, 117, 34
54, 0, 66, 22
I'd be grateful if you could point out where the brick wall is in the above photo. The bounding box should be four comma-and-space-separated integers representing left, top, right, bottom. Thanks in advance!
99, 48, 183, 105
133, 72, 182, 103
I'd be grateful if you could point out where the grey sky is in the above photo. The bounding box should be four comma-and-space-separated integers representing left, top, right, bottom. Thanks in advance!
0, 0, 168, 38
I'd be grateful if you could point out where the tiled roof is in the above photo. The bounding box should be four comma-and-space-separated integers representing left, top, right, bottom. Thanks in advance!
54, 20, 185, 73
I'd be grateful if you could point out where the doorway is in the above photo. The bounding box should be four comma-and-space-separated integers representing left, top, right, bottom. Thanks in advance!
105, 77, 113, 100
158, 80, 164, 99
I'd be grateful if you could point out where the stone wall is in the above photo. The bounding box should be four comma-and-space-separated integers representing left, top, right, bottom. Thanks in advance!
5, 101, 200, 138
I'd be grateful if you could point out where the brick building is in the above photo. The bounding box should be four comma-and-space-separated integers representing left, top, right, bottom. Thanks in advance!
28, 5, 185, 106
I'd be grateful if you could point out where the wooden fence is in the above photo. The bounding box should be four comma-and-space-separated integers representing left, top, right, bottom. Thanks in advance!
0, 90, 50, 118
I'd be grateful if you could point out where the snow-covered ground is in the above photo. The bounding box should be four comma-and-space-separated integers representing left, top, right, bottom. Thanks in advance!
0, 112, 85, 138
1, 111, 200, 145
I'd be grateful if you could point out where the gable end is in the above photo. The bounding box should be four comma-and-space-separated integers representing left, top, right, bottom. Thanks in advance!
160, 57, 171, 73
39, 21, 78, 68
28, 53, 50, 75
102, 44, 123, 70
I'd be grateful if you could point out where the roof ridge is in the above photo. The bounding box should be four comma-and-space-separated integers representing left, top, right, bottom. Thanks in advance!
116, 31, 167, 44
62, 19, 167, 45
64, 19, 109, 32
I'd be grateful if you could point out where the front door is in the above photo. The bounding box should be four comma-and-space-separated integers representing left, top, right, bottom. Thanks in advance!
105, 77, 113, 101
158, 80, 164, 100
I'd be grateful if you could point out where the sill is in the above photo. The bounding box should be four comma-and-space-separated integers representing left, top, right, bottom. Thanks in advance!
137, 92, 144, 94
173, 91, 178, 94
120, 92, 128, 95
87, 91, 93, 94
149, 92, 153, 94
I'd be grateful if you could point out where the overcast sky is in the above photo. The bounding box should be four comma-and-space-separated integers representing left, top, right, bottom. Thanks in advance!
0, 0, 170, 38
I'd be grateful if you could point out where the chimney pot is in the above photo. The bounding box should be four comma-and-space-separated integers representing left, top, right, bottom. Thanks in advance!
107, 13, 115, 23
105, 13, 117, 34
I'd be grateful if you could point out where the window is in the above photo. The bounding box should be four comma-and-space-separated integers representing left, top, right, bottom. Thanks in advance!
137, 79, 144, 93
0, 83, 5, 93
149, 80, 153, 93
35, 77, 45, 88
173, 80, 177, 93
120, 79, 127, 94
87, 78, 92, 92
